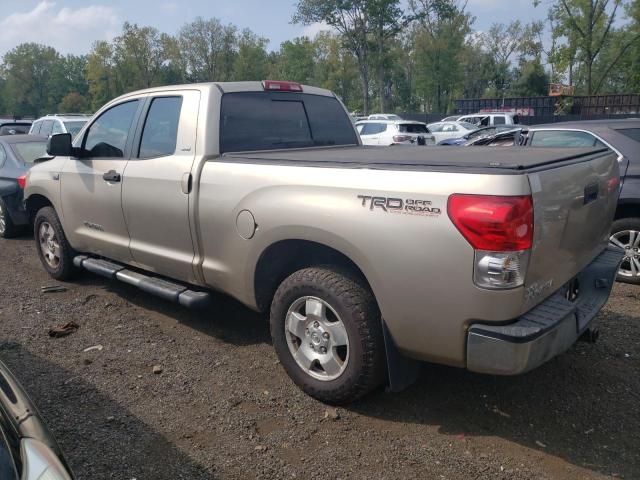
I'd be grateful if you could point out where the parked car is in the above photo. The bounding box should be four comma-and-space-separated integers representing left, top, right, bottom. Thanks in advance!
441, 115, 460, 121
438, 126, 515, 145
25, 80, 621, 404
0, 121, 32, 136
465, 128, 523, 146
356, 119, 435, 146
426, 121, 477, 143
520, 119, 640, 283
457, 112, 520, 127
0, 360, 74, 479
0, 135, 48, 237
29, 114, 90, 139
368, 113, 402, 121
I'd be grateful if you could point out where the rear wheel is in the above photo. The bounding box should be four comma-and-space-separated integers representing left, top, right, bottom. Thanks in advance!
34, 207, 76, 280
0, 198, 20, 238
610, 217, 640, 284
270, 267, 386, 404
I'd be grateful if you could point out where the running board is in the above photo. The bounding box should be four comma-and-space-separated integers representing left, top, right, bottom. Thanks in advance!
73, 255, 211, 308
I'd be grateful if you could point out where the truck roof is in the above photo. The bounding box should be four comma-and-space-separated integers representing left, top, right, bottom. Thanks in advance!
223, 145, 611, 173
112, 81, 335, 101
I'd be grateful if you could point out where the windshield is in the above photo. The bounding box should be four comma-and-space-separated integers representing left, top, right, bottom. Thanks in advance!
64, 121, 87, 137
11, 141, 48, 164
459, 122, 478, 131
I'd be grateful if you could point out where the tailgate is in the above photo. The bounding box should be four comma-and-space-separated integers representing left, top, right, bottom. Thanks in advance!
522, 149, 619, 312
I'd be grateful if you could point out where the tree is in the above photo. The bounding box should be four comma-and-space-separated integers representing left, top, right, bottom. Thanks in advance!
510, 58, 549, 96
1, 43, 62, 117
178, 17, 238, 82
113, 22, 167, 90
58, 91, 89, 112
294, 0, 375, 114
542, 0, 640, 94
234, 29, 269, 80
410, 0, 473, 113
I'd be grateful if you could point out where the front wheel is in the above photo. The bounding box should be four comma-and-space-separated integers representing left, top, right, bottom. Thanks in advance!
270, 267, 386, 404
34, 206, 76, 281
610, 217, 640, 284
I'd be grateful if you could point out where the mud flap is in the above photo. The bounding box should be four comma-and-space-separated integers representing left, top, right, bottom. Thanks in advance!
382, 320, 421, 392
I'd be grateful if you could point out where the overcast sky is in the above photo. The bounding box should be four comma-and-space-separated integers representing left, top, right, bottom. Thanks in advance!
0, 0, 548, 57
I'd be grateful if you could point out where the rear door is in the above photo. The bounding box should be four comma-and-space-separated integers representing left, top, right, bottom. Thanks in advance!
121, 90, 200, 283
60, 99, 142, 262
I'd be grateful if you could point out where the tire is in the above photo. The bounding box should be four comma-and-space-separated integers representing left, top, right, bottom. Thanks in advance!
270, 267, 386, 404
34, 206, 76, 281
0, 198, 20, 239
610, 217, 640, 285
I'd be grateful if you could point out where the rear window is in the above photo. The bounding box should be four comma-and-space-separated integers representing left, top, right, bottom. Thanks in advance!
220, 92, 358, 153
617, 128, 640, 143
0, 125, 30, 135
494, 116, 506, 125
64, 121, 87, 137
11, 141, 48, 164
399, 123, 428, 134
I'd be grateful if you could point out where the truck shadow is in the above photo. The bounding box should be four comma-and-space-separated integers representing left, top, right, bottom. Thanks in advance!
353, 316, 639, 478
0, 342, 215, 480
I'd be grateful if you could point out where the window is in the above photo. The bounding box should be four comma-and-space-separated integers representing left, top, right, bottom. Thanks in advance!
493, 116, 506, 125
83, 100, 139, 158
52, 121, 64, 135
442, 124, 458, 132
40, 120, 54, 137
220, 92, 358, 153
361, 123, 386, 135
11, 141, 48, 164
0, 145, 6, 168
617, 128, 640, 143
139, 97, 183, 158
30, 121, 41, 134
428, 123, 444, 132
64, 121, 87, 137
399, 123, 428, 134
530, 130, 601, 148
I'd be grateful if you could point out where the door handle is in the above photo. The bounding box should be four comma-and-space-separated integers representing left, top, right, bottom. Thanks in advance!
103, 170, 121, 183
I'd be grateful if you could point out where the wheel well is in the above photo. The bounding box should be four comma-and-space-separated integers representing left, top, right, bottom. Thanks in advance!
615, 203, 640, 221
254, 240, 373, 313
25, 195, 53, 222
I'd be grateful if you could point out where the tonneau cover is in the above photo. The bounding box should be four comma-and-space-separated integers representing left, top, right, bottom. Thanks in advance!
222, 145, 610, 172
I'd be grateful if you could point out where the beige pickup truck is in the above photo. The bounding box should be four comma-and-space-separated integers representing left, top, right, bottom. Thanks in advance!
24, 81, 622, 403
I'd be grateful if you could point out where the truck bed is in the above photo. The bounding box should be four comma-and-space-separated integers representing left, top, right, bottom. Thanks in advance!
222, 145, 610, 173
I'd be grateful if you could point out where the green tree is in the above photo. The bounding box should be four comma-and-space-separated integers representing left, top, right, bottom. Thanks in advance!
273, 37, 316, 84
58, 91, 89, 113
234, 29, 269, 80
510, 58, 549, 96
1, 43, 62, 117
113, 22, 167, 90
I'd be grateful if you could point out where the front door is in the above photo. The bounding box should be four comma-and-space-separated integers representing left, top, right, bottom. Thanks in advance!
121, 91, 201, 283
60, 99, 142, 262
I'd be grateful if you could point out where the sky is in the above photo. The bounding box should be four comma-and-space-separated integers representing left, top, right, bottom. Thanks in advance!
0, 0, 549, 57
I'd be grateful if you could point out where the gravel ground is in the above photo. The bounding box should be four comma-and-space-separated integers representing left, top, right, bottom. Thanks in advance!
0, 234, 639, 479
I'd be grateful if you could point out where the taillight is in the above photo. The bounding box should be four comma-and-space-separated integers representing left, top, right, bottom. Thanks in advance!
262, 80, 303, 92
448, 194, 534, 289
17, 175, 27, 189
392, 135, 413, 143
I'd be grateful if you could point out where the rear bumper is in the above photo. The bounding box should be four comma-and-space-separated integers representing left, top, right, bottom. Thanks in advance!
466, 246, 623, 375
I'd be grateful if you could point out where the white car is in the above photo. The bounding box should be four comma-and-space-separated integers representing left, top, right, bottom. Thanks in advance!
456, 112, 520, 127
368, 113, 403, 121
356, 120, 435, 146
29, 114, 91, 139
427, 121, 478, 143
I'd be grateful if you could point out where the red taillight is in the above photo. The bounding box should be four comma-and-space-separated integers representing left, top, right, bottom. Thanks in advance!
262, 80, 303, 92
447, 194, 533, 251
17, 175, 27, 189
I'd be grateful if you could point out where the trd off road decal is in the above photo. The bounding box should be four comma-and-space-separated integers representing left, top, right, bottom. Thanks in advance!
357, 195, 441, 217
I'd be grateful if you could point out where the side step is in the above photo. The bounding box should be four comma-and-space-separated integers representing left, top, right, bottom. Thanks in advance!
73, 255, 211, 308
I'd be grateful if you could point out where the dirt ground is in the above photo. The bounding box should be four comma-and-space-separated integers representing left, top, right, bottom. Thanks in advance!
0, 234, 638, 479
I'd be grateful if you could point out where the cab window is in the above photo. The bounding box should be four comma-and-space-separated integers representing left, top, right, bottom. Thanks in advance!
40, 120, 54, 137
83, 100, 139, 158
51, 121, 64, 135
529, 130, 602, 148
138, 97, 183, 158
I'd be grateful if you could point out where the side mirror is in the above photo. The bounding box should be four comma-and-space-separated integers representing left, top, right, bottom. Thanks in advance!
46, 133, 72, 157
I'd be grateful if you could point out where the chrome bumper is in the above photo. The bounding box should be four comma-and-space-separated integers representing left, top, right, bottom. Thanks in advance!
466, 246, 623, 375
